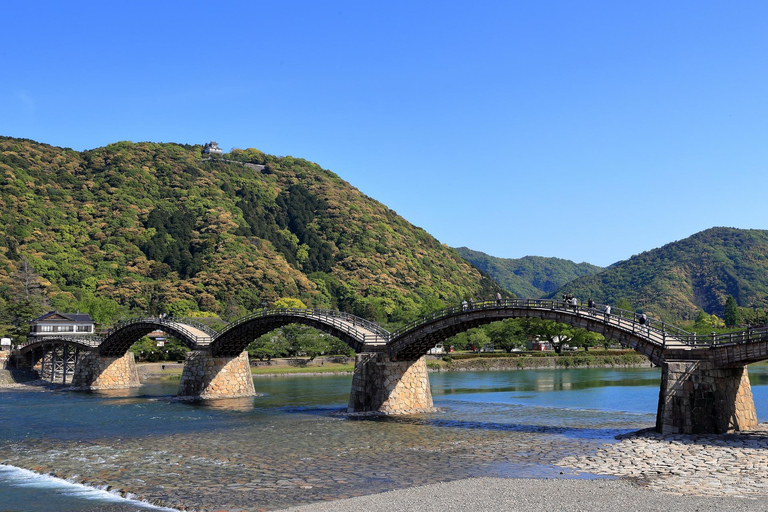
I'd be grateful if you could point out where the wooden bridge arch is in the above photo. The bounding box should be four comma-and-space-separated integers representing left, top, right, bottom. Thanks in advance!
98, 318, 215, 357
386, 299, 687, 363
211, 308, 388, 357
10, 299, 767, 434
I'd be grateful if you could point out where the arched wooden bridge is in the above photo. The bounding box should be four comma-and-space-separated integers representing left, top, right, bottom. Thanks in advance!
12, 298, 768, 435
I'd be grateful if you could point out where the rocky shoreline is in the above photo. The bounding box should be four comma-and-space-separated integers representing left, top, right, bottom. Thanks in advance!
279, 424, 768, 511
559, 424, 768, 498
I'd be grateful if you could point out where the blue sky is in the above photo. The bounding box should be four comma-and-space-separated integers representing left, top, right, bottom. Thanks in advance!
2, 1, 767, 267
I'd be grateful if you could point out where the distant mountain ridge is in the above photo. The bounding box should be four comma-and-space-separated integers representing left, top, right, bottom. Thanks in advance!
454, 247, 603, 298
552, 227, 768, 321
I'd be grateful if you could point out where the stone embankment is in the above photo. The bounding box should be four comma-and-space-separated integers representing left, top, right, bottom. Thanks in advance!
559, 424, 768, 497
434, 354, 653, 372
0, 368, 38, 387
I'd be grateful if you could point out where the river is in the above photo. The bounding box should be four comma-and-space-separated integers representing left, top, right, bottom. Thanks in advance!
2, 366, 768, 511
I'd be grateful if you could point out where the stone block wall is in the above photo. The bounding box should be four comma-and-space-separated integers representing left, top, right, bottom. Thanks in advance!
348, 353, 434, 415
177, 349, 256, 399
657, 359, 758, 434
71, 351, 141, 389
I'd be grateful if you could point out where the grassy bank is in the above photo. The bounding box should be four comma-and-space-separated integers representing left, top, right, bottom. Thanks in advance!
428, 351, 650, 372
250, 362, 355, 375
138, 351, 650, 380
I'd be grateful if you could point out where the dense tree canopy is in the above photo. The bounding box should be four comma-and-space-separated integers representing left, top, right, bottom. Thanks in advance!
0, 137, 504, 341
554, 227, 768, 322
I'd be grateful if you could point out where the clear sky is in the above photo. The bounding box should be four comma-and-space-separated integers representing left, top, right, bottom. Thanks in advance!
2, 1, 767, 267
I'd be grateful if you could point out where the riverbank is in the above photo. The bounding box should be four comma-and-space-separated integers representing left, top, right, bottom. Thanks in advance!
280, 423, 768, 511
429, 351, 652, 372
279, 477, 768, 512
135, 352, 653, 380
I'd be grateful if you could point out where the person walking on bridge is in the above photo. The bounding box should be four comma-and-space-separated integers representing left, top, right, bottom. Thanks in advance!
570, 296, 578, 313
496, 292, 502, 306
604, 304, 611, 319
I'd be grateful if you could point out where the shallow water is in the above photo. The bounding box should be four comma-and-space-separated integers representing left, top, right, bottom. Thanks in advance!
1, 366, 767, 511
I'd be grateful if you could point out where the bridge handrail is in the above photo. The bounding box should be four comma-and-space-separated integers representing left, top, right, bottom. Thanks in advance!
107, 317, 213, 345
218, 307, 390, 344
387, 298, 693, 345
674, 325, 768, 347
15, 334, 104, 350
165, 317, 219, 338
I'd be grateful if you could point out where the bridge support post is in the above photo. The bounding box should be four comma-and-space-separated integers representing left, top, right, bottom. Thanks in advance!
656, 360, 757, 434
348, 353, 434, 415
177, 349, 256, 399
71, 351, 141, 389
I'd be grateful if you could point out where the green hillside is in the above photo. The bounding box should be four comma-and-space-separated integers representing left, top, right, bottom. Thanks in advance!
554, 227, 768, 321
455, 247, 602, 298
0, 137, 503, 334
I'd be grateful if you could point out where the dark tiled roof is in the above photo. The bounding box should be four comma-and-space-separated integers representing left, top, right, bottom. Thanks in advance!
31, 311, 94, 323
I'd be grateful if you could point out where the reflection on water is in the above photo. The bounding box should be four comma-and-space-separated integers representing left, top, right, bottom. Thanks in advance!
0, 366, 767, 511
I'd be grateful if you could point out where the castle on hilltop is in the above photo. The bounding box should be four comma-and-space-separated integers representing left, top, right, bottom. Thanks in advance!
203, 141, 223, 155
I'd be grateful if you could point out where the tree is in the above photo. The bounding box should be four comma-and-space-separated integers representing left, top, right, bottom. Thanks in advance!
615, 298, 633, 312
724, 296, 739, 327
467, 328, 491, 351
247, 331, 291, 362
522, 318, 601, 353
0, 257, 49, 344
487, 319, 527, 352
273, 297, 307, 309
568, 329, 604, 351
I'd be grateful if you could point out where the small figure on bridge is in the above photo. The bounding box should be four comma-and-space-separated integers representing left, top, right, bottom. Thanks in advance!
468, 298, 474, 310
461, 300, 468, 311
639, 313, 647, 325
570, 297, 578, 312
604, 304, 611, 318
496, 292, 502, 306
588, 298, 594, 310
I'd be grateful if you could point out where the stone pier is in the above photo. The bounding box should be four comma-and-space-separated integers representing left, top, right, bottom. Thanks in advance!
348, 353, 434, 415
177, 349, 256, 399
656, 359, 758, 434
71, 351, 141, 389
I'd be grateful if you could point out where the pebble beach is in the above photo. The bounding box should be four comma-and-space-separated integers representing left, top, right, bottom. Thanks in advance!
282, 424, 768, 512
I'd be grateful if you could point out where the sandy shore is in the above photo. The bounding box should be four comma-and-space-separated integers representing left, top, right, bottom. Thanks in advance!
281, 424, 768, 512
278, 477, 766, 512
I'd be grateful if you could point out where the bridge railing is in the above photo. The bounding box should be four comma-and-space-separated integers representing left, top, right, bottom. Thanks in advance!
15, 334, 104, 350
220, 307, 390, 345
387, 298, 693, 347
673, 326, 768, 347
165, 317, 219, 338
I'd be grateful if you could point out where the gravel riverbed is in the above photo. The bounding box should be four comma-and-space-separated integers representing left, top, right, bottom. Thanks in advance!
278, 477, 766, 512
282, 423, 768, 511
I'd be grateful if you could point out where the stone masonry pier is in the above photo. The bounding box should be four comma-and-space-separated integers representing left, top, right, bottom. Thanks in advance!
177, 349, 256, 399
656, 360, 757, 434
348, 353, 434, 415
71, 351, 141, 389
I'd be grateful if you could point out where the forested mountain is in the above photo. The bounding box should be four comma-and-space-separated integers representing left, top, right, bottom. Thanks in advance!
553, 227, 768, 321
454, 247, 602, 298
0, 137, 503, 333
